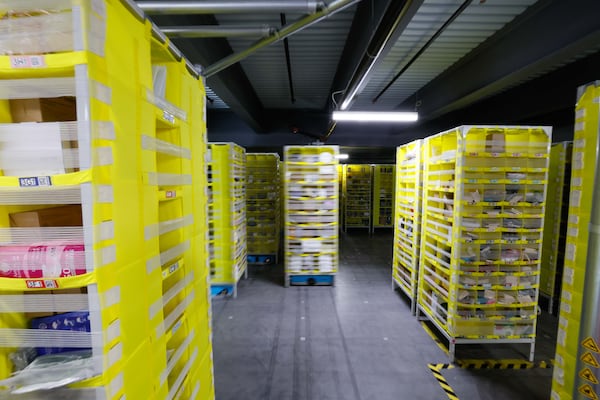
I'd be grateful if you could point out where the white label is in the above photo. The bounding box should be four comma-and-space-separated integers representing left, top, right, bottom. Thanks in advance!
19, 176, 52, 187
562, 290, 572, 302
576, 109, 586, 119
574, 121, 585, 132
570, 190, 582, 207
564, 267, 574, 285
572, 177, 583, 187
566, 244, 576, 262
559, 316, 568, 328
568, 227, 579, 238
91, 0, 107, 17
573, 159, 584, 171
569, 214, 580, 225
557, 327, 566, 346
574, 138, 586, 148
10, 55, 45, 69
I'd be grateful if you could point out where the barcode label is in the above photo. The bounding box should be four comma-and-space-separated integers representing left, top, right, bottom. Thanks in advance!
19, 176, 52, 187
10, 55, 45, 69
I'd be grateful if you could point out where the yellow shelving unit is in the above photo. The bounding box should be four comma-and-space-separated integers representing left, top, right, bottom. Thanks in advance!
372, 164, 395, 232
338, 164, 344, 229
284, 145, 339, 286
392, 140, 423, 314
246, 153, 280, 265
540, 141, 571, 314
343, 164, 372, 231
0, 1, 214, 398
551, 82, 600, 400
208, 143, 247, 297
417, 125, 551, 362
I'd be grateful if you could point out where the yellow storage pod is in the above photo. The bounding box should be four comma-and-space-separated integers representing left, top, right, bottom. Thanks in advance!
418, 125, 551, 362
540, 141, 571, 314
343, 164, 372, 231
392, 140, 423, 314
551, 82, 600, 400
208, 142, 247, 298
372, 164, 395, 232
0, 1, 213, 398
246, 153, 281, 264
284, 146, 339, 286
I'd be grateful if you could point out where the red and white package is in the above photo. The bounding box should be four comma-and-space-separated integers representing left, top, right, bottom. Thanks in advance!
0, 243, 86, 278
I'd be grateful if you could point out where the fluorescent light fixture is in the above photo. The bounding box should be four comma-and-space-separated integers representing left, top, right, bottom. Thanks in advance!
332, 111, 418, 122
335, 154, 349, 160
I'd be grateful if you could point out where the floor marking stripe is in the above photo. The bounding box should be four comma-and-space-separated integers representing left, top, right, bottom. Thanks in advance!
427, 359, 553, 400
428, 363, 458, 400
419, 321, 450, 356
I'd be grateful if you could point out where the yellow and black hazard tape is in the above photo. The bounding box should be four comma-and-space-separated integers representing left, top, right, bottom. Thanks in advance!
427, 359, 553, 399
428, 363, 459, 400
455, 359, 553, 370
419, 320, 450, 356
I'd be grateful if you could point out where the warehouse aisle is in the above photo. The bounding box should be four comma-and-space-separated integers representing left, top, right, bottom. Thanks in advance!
212, 232, 556, 400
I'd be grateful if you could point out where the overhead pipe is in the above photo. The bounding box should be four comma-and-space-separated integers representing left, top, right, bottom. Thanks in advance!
137, 0, 321, 14
203, 0, 361, 78
372, 0, 473, 103
280, 13, 296, 104
338, 0, 422, 110
162, 25, 275, 38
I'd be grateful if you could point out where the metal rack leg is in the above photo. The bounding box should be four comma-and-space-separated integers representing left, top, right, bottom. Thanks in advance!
449, 341, 456, 363
548, 295, 554, 315
529, 342, 535, 362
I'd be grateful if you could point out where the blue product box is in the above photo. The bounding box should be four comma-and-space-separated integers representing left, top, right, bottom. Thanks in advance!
29, 311, 91, 356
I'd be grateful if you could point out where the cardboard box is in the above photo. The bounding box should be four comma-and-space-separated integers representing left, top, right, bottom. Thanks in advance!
9, 205, 82, 228
486, 132, 505, 153
24, 287, 87, 320
10, 97, 77, 123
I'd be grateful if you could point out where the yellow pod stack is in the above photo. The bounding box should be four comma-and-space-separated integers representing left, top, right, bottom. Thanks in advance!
246, 153, 281, 265
283, 145, 339, 286
372, 164, 395, 232
540, 142, 571, 314
551, 82, 600, 400
207, 142, 247, 298
343, 164, 372, 231
417, 125, 551, 362
0, 1, 214, 398
392, 140, 423, 314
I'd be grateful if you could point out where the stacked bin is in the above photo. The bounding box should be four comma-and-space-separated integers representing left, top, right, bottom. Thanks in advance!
417, 126, 551, 361
284, 146, 339, 286
372, 165, 395, 232
343, 164, 372, 231
0, 1, 214, 398
392, 140, 423, 314
246, 153, 280, 265
208, 143, 247, 297
540, 142, 571, 314
143, 24, 214, 400
551, 82, 600, 400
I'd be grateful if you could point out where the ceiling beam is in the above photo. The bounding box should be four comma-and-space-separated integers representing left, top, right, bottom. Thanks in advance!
399, 0, 600, 121
151, 14, 268, 132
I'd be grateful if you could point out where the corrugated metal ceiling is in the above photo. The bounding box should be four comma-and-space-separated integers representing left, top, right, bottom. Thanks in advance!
206, 0, 539, 112
215, 5, 357, 109
353, 0, 539, 110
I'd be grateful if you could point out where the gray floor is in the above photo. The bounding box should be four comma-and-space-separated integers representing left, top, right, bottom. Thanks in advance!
212, 231, 557, 400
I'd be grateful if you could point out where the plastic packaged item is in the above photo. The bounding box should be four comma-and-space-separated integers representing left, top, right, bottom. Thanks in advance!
0, 350, 96, 394
29, 311, 91, 356
0, 243, 85, 279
